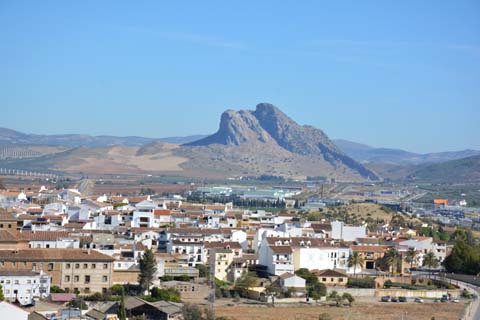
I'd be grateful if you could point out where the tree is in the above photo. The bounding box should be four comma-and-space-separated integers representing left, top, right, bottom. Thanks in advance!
50, 285, 66, 293
138, 249, 157, 294
195, 264, 210, 279
149, 287, 181, 302
0, 178, 5, 190
342, 292, 354, 306
443, 240, 480, 275
347, 252, 364, 277
181, 303, 202, 320
234, 272, 258, 297
384, 248, 401, 273
405, 248, 418, 269
0, 284, 4, 301
118, 287, 126, 320
423, 251, 439, 278
327, 290, 343, 307
308, 282, 327, 302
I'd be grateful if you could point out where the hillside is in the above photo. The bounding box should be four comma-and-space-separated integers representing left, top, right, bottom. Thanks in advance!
406, 155, 480, 183
334, 139, 480, 165
0, 127, 205, 148
0, 103, 379, 181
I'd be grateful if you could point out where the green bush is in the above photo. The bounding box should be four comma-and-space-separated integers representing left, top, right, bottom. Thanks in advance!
347, 277, 376, 288
50, 286, 65, 293
383, 280, 393, 288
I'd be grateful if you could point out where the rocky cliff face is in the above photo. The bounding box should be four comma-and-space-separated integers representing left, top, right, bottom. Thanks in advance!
186, 103, 379, 180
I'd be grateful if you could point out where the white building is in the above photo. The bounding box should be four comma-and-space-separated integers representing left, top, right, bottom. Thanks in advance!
331, 221, 366, 241
0, 302, 29, 320
132, 199, 167, 228
0, 270, 51, 305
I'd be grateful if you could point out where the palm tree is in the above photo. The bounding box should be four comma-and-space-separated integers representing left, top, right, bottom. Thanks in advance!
348, 252, 364, 277
423, 251, 439, 278
405, 248, 418, 270
384, 248, 401, 274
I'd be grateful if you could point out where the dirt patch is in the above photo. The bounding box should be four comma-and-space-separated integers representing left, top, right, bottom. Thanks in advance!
216, 302, 465, 320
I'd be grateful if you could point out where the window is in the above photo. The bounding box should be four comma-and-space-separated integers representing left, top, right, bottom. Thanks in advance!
103, 264, 108, 269
84, 288, 90, 293
83, 264, 88, 269
26, 289, 31, 294
12, 262, 16, 267
102, 276, 108, 282
48, 263, 54, 271
74, 276, 79, 283
14, 280, 19, 284
36, 244, 41, 248
102, 288, 107, 294
23, 262, 27, 267
91, 264, 96, 269
65, 276, 70, 282
322, 278, 327, 282
6, 280, 10, 284
5, 290, 9, 294
331, 278, 334, 282
339, 278, 344, 282
85, 275, 90, 284
75, 264, 80, 269
46, 244, 50, 248
27, 280, 31, 284
32, 263, 37, 271
66, 263, 71, 269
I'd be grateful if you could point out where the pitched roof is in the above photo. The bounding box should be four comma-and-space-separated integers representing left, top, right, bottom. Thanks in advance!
0, 249, 114, 262
270, 246, 293, 254
311, 269, 347, 277
204, 241, 242, 249
0, 230, 19, 242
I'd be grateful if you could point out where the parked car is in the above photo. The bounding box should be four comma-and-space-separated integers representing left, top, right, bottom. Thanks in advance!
414, 298, 424, 303
452, 299, 460, 303
391, 297, 399, 302
440, 297, 448, 302
381, 296, 391, 302
398, 297, 407, 302
434, 298, 440, 302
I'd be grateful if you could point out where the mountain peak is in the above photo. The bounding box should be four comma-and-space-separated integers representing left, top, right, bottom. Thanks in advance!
185, 103, 379, 180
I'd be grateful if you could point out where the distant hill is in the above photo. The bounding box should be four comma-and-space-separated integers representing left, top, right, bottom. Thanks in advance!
406, 155, 480, 183
334, 139, 480, 165
0, 104, 379, 181
0, 127, 207, 148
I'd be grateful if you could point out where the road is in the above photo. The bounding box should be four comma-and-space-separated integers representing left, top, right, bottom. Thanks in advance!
76, 178, 94, 196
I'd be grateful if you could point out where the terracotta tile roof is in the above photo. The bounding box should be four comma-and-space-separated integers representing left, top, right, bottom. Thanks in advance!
270, 246, 293, 254
351, 245, 390, 253
311, 269, 347, 277
0, 230, 19, 242
0, 249, 114, 262
50, 293, 76, 302
153, 209, 171, 217
18, 231, 74, 241
204, 241, 242, 249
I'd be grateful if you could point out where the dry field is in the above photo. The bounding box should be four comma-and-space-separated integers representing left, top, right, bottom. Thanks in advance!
333, 203, 421, 223
216, 302, 465, 320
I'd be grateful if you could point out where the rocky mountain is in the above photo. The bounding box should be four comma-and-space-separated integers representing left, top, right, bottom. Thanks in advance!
334, 139, 480, 165
0, 103, 380, 181
185, 103, 379, 181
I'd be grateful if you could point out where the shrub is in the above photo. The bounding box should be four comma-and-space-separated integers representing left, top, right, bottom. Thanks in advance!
347, 277, 375, 288
383, 280, 393, 288
319, 313, 333, 320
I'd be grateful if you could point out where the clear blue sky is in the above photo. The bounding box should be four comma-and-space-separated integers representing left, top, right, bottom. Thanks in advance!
1, 1, 479, 153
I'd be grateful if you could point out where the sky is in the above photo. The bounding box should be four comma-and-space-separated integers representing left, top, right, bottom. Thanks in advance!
1, 1, 479, 153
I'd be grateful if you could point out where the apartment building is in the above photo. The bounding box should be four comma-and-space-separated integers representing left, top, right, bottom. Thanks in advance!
0, 249, 114, 294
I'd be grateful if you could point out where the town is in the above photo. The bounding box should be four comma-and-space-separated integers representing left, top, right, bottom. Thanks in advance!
0, 176, 478, 320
